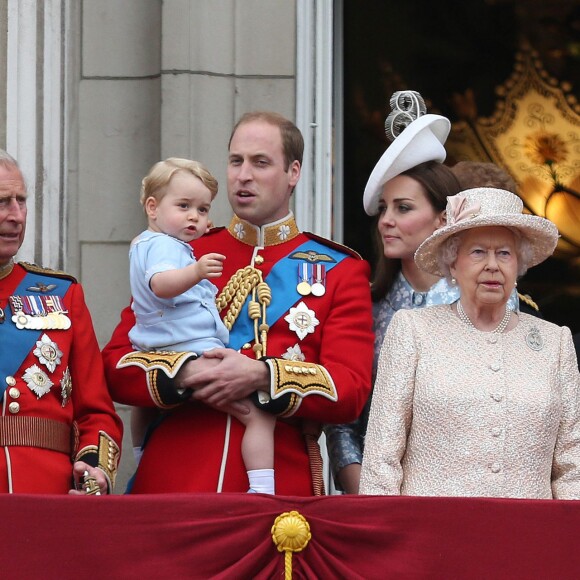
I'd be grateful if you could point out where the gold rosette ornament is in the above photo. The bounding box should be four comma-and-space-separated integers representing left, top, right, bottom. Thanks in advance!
271, 511, 311, 580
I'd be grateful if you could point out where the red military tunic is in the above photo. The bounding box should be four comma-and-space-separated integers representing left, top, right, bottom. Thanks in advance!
0, 262, 123, 493
103, 214, 373, 495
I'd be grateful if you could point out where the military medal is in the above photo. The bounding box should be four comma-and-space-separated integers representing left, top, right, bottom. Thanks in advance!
311, 264, 326, 297
23, 364, 54, 398
526, 326, 543, 351
33, 334, 63, 373
296, 281, 311, 296
12, 308, 29, 327
284, 301, 319, 340
60, 367, 72, 407
9, 295, 71, 330
296, 263, 312, 296
281, 343, 306, 362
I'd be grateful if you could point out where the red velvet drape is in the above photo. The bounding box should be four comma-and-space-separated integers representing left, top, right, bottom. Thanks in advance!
1, 494, 578, 579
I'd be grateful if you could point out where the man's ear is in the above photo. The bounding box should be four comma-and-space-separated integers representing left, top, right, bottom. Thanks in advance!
288, 160, 301, 189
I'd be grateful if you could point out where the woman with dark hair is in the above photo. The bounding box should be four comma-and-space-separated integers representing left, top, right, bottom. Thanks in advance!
326, 93, 463, 493
325, 93, 522, 494
369, 161, 459, 304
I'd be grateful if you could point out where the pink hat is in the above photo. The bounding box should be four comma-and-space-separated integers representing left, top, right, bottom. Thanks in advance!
414, 187, 559, 276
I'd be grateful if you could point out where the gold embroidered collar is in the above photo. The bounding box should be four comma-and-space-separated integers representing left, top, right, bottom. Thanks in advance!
0, 260, 14, 281
227, 213, 300, 247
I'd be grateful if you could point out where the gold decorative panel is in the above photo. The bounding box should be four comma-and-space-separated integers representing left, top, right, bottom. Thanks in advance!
447, 46, 580, 256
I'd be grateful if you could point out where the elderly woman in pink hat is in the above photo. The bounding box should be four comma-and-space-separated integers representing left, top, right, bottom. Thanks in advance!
360, 187, 580, 499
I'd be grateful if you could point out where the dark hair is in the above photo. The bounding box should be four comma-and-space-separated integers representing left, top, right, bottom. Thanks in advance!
451, 161, 517, 192
371, 161, 461, 301
229, 111, 304, 170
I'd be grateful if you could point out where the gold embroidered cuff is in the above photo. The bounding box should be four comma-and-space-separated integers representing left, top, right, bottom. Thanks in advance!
97, 431, 120, 491
117, 350, 193, 378
282, 393, 301, 418
265, 359, 337, 417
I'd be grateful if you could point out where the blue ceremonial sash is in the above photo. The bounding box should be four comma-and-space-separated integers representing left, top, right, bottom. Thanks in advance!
0, 272, 72, 400
227, 240, 348, 350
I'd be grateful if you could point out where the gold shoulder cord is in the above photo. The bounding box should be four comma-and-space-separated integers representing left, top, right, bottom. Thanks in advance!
518, 292, 540, 312
216, 266, 271, 358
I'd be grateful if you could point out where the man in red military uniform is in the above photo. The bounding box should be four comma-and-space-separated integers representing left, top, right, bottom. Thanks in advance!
0, 150, 122, 494
103, 111, 373, 495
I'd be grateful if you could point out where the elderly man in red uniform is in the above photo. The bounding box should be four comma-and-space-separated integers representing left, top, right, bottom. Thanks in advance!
103, 112, 373, 495
0, 150, 122, 494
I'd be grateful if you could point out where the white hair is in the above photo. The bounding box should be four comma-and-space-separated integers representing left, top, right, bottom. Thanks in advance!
0, 149, 19, 168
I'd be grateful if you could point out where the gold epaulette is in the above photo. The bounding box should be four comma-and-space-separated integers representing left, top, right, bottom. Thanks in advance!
518, 292, 539, 312
19, 261, 77, 283
304, 232, 364, 260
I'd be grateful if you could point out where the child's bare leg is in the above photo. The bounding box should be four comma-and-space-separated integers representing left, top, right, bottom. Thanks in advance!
227, 396, 276, 494
231, 402, 276, 470
130, 407, 160, 464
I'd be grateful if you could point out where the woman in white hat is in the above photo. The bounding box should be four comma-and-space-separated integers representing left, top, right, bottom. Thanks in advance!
326, 92, 524, 494
359, 187, 580, 499
325, 91, 466, 493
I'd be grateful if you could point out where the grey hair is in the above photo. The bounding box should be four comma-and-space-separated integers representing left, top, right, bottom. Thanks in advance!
437, 228, 534, 279
0, 149, 19, 168
437, 234, 464, 279
0, 150, 27, 193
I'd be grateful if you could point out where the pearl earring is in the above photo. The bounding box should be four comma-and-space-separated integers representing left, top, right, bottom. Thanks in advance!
515, 281, 518, 287
451, 277, 457, 285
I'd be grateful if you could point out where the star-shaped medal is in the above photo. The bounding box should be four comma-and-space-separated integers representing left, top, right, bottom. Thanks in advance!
284, 302, 319, 341
33, 334, 63, 373
23, 364, 54, 398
